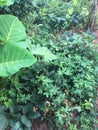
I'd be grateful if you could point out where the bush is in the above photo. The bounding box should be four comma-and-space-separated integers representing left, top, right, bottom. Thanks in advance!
0, 0, 97, 130
0, 32, 98, 130
0, 0, 95, 32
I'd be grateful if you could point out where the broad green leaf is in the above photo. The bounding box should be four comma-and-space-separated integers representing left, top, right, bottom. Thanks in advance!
32, 112, 41, 119
23, 104, 33, 114
0, 105, 7, 112
7, 0, 14, 6
0, 0, 8, 6
13, 41, 27, 49
0, 15, 26, 44
0, 44, 36, 77
21, 115, 32, 128
0, 113, 8, 129
28, 44, 57, 61
12, 121, 21, 130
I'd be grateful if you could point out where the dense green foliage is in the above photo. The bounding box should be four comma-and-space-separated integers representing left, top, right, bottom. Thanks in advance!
0, 0, 98, 130
0, 0, 95, 31
0, 32, 98, 130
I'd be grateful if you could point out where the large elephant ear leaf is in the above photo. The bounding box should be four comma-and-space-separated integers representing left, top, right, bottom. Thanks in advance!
0, 44, 36, 77
0, 15, 26, 44
28, 44, 57, 61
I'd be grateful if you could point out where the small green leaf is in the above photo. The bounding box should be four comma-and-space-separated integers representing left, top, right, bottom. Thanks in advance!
4, 99, 12, 108
68, 8, 74, 15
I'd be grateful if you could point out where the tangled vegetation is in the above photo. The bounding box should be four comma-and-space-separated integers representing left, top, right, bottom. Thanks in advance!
0, 0, 98, 130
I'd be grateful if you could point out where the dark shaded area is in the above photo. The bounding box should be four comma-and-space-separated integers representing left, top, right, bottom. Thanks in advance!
32, 119, 50, 130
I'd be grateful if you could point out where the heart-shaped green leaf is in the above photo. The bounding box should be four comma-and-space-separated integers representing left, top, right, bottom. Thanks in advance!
0, 15, 26, 44
21, 115, 31, 128
0, 44, 36, 77
28, 44, 57, 61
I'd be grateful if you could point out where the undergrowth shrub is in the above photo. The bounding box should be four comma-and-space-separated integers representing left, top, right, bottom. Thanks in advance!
0, 32, 98, 130
0, 0, 97, 130
0, 0, 95, 32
